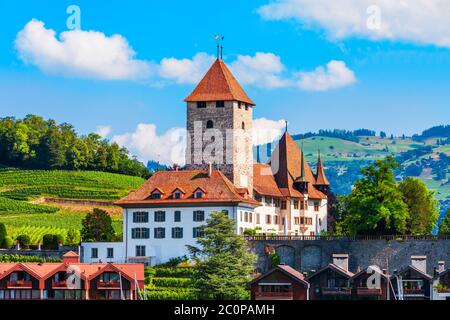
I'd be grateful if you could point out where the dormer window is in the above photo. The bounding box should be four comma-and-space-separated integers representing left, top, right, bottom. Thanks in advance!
171, 188, 185, 199
197, 102, 206, 108
206, 120, 214, 129
193, 188, 206, 199
150, 188, 164, 200
216, 101, 224, 108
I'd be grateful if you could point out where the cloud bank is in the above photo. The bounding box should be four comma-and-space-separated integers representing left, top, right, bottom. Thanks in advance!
258, 0, 450, 48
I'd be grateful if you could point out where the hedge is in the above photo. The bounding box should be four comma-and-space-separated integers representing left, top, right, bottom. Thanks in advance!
153, 267, 196, 278
0, 254, 61, 263
151, 277, 193, 288
143, 290, 198, 300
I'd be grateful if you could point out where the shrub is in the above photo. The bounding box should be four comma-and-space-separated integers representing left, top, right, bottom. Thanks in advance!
145, 268, 157, 285
3, 236, 13, 249
153, 267, 196, 278
152, 277, 193, 288
143, 290, 197, 300
16, 234, 30, 248
65, 229, 80, 245
156, 256, 189, 268
270, 252, 281, 268
42, 234, 63, 249
0, 223, 6, 247
0, 253, 61, 263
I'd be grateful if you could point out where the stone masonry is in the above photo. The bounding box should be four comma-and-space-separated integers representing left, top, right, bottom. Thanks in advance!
249, 239, 450, 275
185, 101, 253, 195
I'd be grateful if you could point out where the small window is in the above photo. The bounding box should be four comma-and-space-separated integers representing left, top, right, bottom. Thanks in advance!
244, 212, 248, 223
245, 105, 249, 111
174, 211, 181, 222
216, 101, 224, 108
154, 228, 166, 239
281, 201, 287, 210
174, 192, 182, 199
136, 245, 146, 257
133, 212, 149, 223
275, 215, 279, 225
256, 213, 260, 224
194, 190, 204, 199
132, 228, 150, 239
294, 200, 299, 210
266, 215, 272, 224
107, 248, 114, 258
193, 210, 205, 222
91, 248, 98, 259
249, 212, 253, 223
151, 192, 162, 200
193, 227, 204, 238
172, 227, 183, 239
241, 122, 245, 130
154, 211, 166, 222
300, 201, 305, 210
197, 101, 206, 108
206, 120, 214, 129
314, 202, 320, 212
294, 217, 300, 225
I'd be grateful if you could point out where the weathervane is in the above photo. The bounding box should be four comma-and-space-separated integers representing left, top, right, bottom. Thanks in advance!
214, 35, 225, 60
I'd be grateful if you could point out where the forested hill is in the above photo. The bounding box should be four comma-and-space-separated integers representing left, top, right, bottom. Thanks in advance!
0, 115, 149, 178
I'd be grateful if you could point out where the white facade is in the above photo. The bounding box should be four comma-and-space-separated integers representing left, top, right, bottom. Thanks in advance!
81, 197, 326, 265
82, 204, 255, 265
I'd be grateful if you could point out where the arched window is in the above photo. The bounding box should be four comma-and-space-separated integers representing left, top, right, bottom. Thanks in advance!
206, 120, 214, 129
241, 122, 245, 130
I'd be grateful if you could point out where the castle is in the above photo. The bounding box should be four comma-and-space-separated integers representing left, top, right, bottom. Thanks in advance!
81, 58, 330, 265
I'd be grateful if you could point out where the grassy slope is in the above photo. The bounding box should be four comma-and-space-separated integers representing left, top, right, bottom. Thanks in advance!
0, 169, 144, 244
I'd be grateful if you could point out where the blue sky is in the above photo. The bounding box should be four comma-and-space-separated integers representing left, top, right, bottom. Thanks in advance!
0, 0, 449, 163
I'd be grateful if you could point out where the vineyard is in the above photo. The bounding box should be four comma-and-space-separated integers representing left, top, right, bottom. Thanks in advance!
144, 266, 198, 300
0, 169, 143, 245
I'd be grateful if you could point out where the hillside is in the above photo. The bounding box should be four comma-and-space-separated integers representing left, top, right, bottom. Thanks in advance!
0, 169, 145, 244
257, 132, 449, 219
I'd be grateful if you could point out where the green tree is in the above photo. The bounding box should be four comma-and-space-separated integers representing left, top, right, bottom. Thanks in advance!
0, 223, 7, 248
398, 177, 439, 235
188, 211, 256, 300
339, 156, 409, 235
438, 209, 450, 236
66, 229, 80, 245
81, 208, 116, 242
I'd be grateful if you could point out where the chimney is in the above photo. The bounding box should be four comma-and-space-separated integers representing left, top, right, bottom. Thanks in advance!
333, 254, 349, 272
208, 162, 213, 177
62, 251, 80, 264
411, 256, 427, 274
438, 261, 445, 273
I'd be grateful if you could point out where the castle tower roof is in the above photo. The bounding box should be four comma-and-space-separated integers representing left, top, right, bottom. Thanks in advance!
184, 59, 255, 105
315, 151, 330, 186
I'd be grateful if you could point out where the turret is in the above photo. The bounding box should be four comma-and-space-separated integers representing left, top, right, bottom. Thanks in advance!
314, 150, 330, 193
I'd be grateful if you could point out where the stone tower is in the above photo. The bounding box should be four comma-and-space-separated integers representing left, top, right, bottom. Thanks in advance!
184, 58, 254, 196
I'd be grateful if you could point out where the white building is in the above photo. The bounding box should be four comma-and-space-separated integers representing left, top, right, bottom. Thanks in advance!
81, 57, 329, 265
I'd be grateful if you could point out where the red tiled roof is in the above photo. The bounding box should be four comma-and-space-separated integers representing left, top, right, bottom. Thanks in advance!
315, 154, 330, 186
184, 59, 255, 106
255, 132, 326, 199
63, 251, 79, 257
116, 170, 259, 206
249, 264, 309, 286
0, 262, 145, 290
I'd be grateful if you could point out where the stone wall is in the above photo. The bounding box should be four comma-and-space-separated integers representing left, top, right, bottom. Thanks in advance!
249, 239, 450, 275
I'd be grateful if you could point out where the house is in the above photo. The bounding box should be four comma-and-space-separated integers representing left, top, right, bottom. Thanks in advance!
432, 261, 450, 300
249, 264, 309, 300
308, 254, 354, 300
0, 251, 144, 300
81, 56, 330, 266
391, 256, 432, 300
350, 266, 390, 300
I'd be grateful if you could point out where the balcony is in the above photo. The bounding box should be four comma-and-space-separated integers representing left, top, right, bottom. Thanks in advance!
403, 288, 425, 296
255, 291, 293, 300
357, 287, 382, 296
7, 280, 33, 289
52, 280, 68, 288
97, 281, 121, 289
321, 287, 352, 296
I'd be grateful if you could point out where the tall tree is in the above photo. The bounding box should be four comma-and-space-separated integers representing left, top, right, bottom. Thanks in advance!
398, 177, 439, 235
81, 208, 116, 242
338, 156, 409, 235
438, 209, 450, 236
188, 211, 256, 300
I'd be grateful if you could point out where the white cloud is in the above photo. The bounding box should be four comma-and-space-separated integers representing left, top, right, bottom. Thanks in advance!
15, 19, 152, 80
258, 0, 450, 48
158, 53, 215, 84
95, 125, 112, 138
296, 60, 356, 91
112, 124, 186, 166
230, 52, 290, 88
253, 118, 286, 145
